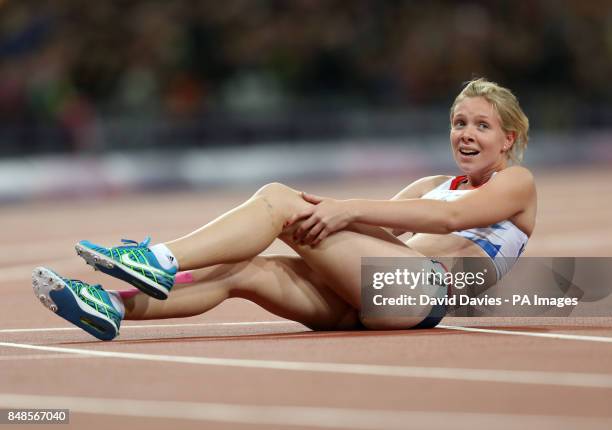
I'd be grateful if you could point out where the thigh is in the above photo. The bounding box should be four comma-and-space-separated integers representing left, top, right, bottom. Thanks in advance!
260, 183, 438, 322
344, 223, 407, 246
280, 228, 427, 309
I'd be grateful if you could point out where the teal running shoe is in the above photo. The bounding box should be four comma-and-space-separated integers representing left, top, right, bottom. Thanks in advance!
32, 267, 122, 341
75, 236, 175, 300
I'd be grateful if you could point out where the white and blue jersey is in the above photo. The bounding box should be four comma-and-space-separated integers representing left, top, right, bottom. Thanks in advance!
421, 175, 528, 280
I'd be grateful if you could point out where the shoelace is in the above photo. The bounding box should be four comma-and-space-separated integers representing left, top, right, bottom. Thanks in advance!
120, 236, 151, 248
67, 278, 103, 291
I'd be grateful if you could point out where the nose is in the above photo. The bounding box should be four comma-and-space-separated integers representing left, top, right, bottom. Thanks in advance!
460, 128, 475, 143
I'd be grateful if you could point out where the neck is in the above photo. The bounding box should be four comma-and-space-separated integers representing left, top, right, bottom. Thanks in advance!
465, 161, 506, 188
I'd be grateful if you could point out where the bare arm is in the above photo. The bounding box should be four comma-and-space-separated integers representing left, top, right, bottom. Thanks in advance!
291, 167, 534, 246
350, 167, 535, 234
385, 175, 449, 236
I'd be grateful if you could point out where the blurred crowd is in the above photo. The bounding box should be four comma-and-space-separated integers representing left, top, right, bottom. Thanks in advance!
1, 0, 611, 154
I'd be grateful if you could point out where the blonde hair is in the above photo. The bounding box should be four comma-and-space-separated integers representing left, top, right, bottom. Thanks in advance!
450, 78, 529, 164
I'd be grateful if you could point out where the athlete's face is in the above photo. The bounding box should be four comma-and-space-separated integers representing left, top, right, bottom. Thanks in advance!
450, 96, 514, 175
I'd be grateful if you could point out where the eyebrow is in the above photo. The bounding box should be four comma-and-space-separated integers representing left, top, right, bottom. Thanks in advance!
452, 113, 491, 120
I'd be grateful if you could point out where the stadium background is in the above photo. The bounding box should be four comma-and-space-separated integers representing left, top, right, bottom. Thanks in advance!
1, 0, 611, 200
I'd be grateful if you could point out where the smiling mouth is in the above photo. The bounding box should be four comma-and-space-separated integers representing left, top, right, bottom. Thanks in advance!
459, 148, 480, 156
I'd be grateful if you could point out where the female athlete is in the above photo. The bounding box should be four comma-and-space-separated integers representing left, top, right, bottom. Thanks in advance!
32, 78, 536, 340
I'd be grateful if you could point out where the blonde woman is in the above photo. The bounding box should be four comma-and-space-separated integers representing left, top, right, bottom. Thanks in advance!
32, 78, 536, 340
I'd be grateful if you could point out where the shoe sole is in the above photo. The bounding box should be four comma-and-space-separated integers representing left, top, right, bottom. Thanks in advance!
74, 244, 169, 300
32, 267, 118, 341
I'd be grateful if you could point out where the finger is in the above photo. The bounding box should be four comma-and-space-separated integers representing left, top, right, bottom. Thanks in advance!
301, 192, 324, 205
294, 215, 318, 241
312, 228, 330, 246
303, 222, 325, 245
286, 209, 313, 227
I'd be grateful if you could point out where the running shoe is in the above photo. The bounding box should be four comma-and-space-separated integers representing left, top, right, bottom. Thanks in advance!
75, 236, 176, 300
32, 267, 122, 341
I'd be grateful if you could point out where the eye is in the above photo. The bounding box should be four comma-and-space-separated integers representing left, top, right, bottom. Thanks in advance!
453, 119, 465, 128
478, 122, 489, 129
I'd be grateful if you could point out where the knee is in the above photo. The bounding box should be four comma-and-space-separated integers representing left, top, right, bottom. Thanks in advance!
254, 182, 295, 200
253, 182, 305, 218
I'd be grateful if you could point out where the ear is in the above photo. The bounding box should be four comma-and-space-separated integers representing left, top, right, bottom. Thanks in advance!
503, 131, 516, 152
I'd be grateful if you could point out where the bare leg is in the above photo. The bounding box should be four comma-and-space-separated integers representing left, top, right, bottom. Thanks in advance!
160, 182, 434, 328
164, 183, 308, 270
121, 256, 359, 331
163, 183, 404, 270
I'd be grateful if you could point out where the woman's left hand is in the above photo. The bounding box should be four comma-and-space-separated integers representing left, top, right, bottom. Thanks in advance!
287, 192, 355, 246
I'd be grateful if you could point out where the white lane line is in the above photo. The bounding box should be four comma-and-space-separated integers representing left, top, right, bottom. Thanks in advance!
0, 393, 609, 430
1, 341, 612, 389
0, 354, 88, 361
0, 321, 294, 334
439, 325, 612, 343
6, 321, 612, 344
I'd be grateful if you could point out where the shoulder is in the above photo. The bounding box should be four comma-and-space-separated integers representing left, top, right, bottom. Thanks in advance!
480, 167, 536, 206
490, 166, 535, 191
392, 175, 452, 200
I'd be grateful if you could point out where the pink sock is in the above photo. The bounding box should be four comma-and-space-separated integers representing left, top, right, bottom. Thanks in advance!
116, 288, 140, 300
113, 273, 193, 301
175, 271, 195, 284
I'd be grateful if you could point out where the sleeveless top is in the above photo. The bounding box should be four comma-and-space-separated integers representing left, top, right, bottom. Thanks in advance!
420, 174, 528, 280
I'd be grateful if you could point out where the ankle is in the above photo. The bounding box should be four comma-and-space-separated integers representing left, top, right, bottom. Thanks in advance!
150, 243, 179, 271
175, 271, 195, 284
